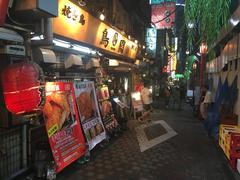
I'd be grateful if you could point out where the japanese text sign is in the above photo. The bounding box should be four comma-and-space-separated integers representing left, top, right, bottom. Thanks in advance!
53, 0, 138, 60
43, 82, 87, 173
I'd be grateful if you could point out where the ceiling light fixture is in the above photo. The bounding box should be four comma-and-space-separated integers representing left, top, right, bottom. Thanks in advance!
99, 13, 105, 21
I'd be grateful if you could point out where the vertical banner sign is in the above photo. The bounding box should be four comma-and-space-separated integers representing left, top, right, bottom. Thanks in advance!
167, 54, 171, 73
131, 92, 144, 112
169, 52, 177, 71
43, 82, 87, 173
74, 81, 106, 150
151, 2, 176, 29
96, 85, 119, 132
145, 28, 157, 58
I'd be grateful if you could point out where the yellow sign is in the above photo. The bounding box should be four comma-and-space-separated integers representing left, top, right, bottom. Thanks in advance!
169, 52, 177, 71
53, 0, 138, 60
48, 124, 59, 137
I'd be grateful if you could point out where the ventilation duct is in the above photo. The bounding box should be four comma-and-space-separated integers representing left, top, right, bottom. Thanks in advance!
32, 48, 58, 64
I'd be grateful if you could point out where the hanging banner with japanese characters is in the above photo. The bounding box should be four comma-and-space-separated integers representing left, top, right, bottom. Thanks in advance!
96, 85, 119, 132
73, 81, 106, 150
53, 0, 138, 60
151, 2, 176, 29
170, 52, 177, 71
43, 82, 87, 173
166, 54, 171, 73
145, 28, 157, 58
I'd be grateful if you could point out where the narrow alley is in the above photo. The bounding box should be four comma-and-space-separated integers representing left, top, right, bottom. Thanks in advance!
57, 105, 238, 180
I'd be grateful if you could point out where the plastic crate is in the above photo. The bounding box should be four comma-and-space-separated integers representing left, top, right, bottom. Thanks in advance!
219, 124, 239, 136
230, 133, 240, 155
219, 136, 224, 150
230, 156, 238, 169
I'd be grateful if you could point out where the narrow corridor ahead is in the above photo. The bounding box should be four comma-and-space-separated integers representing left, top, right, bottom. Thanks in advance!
58, 106, 238, 180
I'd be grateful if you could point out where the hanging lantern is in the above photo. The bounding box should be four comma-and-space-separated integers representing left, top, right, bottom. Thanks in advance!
200, 43, 208, 54
1, 61, 45, 115
0, 0, 9, 26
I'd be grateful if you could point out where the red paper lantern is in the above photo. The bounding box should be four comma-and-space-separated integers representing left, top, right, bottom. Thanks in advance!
1, 61, 45, 115
0, 0, 9, 26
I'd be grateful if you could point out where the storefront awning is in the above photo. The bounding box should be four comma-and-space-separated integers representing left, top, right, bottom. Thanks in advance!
109, 60, 137, 72
32, 48, 58, 64
85, 58, 100, 70
65, 54, 83, 69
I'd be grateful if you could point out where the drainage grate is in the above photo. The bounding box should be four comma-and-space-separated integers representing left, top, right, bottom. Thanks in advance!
0, 125, 27, 179
144, 124, 167, 140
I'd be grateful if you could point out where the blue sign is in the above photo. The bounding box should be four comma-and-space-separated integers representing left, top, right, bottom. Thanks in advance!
145, 28, 157, 58
149, 0, 176, 5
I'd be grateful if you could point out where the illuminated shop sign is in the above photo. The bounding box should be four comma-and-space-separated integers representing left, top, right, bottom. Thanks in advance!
145, 28, 157, 58
61, 5, 86, 25
151, 2, 176, 29
53, 0, 138, 59
167, 52, 177, 73
149, 0, 176, 5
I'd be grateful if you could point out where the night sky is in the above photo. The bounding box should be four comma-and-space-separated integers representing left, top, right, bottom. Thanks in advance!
120, 0, 151, 24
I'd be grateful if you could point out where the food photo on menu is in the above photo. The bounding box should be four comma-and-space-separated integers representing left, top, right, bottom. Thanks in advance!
76, 89, 98, 122
43, 92, 75, 135
73, 81, 107, 150
88, 123, 104, 139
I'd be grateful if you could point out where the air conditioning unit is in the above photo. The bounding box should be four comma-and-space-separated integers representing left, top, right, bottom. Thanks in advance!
0, 45, 25, 56
14, 0, 58, 19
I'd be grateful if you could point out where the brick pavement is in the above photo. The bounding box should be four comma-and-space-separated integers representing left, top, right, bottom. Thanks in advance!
56, 106, 239, 180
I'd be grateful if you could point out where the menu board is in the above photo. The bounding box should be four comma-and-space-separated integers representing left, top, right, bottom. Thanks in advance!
73, 81, 106, 150
131, 91, 144, 112
43, 82, 87, 173
113, 97, 129, 109
96, 85, 119, 131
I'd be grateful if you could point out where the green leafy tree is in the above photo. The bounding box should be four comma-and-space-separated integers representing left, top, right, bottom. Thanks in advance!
184, 0, 230, 50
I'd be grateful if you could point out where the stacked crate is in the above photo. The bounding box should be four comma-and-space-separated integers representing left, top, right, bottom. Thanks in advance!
229, 133, 240, 169
219, 125, 240, 169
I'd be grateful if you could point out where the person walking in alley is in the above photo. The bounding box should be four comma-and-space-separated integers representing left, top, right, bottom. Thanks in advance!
179, 84, 186, 110
137, 81, 152, 122
164, 86, 171, 109
199, 85, 208, 120
141, 81, 153, 112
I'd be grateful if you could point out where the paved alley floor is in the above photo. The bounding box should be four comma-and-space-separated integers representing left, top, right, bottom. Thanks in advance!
57, 106, 239, 180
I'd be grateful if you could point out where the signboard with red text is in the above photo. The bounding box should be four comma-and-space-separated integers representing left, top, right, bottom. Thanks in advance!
43, 82, 87, 173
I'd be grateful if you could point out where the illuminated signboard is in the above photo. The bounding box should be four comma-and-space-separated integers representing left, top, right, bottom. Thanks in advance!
145, 28, 157, 58
149, 0, 176, 5
53, 0, 138, 60
170, 52, 177, 71
166, 52, 177, 73
151, 2, 175, 29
